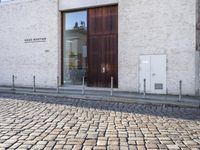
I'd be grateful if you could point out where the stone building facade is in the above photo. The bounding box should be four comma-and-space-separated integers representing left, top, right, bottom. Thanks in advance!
0, 0, 199, 96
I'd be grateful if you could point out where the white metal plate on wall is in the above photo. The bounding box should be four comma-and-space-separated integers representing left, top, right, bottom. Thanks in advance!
139, 55, 166, 94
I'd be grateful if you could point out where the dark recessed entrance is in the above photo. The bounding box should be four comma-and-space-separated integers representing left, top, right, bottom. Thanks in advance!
62, 5, 118, 88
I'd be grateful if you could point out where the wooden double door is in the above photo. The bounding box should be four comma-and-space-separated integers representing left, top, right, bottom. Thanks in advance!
87, 5, 118, 88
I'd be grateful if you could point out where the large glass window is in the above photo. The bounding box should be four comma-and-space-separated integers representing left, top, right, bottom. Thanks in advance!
63, 11, 87, 85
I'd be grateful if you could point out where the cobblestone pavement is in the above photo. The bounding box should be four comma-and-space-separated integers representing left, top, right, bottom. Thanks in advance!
0, 94, 200, 150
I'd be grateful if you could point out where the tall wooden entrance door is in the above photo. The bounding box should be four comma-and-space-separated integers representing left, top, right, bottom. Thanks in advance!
87, 5, 118, 88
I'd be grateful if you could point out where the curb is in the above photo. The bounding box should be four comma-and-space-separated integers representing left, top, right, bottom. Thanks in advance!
0, 90, 200, 109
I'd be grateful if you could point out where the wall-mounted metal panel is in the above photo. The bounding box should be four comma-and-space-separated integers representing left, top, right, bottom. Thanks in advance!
59, 0, 118, 11
139, 55, 166, 94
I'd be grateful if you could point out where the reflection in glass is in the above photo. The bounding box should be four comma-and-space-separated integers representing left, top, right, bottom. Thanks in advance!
63, 11, 87, 85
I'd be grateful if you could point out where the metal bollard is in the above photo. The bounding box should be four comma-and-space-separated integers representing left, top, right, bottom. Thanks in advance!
143, 79, 146, 98
179, 80, 182, 102
33, 76, 36, 92
165, 88, 168, 100
11, 75, 15, 91
110, 76, 114, 96
57, 76, 59, 93
82, 77, 85, 95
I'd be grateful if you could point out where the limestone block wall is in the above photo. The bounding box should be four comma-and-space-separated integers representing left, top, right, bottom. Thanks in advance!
197, 53, 200, 95
0, 0, 59, 88
0, 0, 197, 95
196, 0, 200, 95
118, 0, 196, 95
59, 0, 118, 11
196, 52, 200, 95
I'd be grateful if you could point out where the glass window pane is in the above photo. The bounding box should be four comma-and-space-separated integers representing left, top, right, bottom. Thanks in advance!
63, 11, 87, 86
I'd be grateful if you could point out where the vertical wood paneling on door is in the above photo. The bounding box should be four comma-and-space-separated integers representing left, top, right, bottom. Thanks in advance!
88, 5, 118, 88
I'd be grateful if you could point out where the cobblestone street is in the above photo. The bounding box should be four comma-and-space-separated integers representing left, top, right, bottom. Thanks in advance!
0, 94, 200, 150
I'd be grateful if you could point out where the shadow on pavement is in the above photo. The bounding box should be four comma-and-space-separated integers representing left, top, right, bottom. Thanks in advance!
0, 93, 200, 121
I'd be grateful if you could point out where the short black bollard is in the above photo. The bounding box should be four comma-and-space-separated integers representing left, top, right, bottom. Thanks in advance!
33, 76, 36, 92
11, 75, 15, 91
57, 76, 59, 93
165, 88, 168, 100
179, 80, 182, 102
82, 76, 85, 95
110, 76, 113, 96
143, 79, 146, 98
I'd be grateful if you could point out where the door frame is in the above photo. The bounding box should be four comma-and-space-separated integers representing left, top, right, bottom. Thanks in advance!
61, 5, 119, 88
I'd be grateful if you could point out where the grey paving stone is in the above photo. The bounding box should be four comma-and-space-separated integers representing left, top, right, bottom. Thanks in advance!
82, 146, 93, 150
0, 94, 199, 149
167, 144, 180, 150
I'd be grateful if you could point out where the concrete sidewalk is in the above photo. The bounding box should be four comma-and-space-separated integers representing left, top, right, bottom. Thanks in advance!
0, 86, 200, 108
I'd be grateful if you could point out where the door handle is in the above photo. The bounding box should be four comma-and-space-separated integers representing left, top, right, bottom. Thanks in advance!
102, 67, 106, 73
